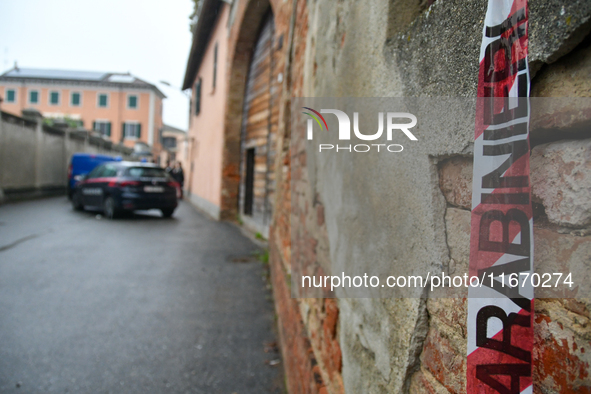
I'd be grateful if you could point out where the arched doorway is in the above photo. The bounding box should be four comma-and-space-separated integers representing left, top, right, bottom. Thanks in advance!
238, 11, 279, 235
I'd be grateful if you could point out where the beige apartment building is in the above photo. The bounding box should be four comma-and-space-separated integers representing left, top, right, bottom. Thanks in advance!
0, 67, 165, 158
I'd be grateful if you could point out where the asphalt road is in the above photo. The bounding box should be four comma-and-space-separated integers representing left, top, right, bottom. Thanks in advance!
0, 197, 283, 394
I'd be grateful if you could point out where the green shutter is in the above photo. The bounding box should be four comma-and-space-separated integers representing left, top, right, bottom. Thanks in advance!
198, 79, 201, 114
194, 82, 198, 115
137, 123, 141, 139
122, 123, 126, 138
6, 89, 15, 102
93, 121, 97, 131
195, 79, 201, 115
72, 93, 80, 106
107, 122, 111, 137
213, 44, 218, 89
128, 95, 137, 108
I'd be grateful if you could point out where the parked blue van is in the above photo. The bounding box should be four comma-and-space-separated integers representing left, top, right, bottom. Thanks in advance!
67, 153, 121, 198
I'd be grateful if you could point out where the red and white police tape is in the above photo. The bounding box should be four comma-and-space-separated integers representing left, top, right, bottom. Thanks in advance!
467, 0, 533, 392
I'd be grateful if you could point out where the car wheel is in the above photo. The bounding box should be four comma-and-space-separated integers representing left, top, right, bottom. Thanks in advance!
72, 192, 84, 211
103, 196, 119, 219
161, 208, 175, 218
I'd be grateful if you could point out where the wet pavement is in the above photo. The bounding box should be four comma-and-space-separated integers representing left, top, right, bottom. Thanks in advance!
0, 197, 283, 393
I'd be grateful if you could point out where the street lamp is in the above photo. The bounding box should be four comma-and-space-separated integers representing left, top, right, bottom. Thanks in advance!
159, 80, 192, 98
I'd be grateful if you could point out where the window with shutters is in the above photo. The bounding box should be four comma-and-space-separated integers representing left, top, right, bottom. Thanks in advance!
49, 91, 60, 105
127, 94, 138, 109
93, 120, 111, 136
123, 122, 141, 140
194, 78, 201, 115
71, 92, 81, 106
29, 90, 39, 104
97, 93, 109, 108
5, 89, 16, 103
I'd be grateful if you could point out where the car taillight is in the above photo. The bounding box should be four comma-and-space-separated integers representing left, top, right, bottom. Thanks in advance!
67, 164, 72, 179
109, 180, 141, 187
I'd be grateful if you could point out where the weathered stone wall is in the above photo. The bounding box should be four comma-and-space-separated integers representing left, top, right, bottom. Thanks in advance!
265, 0, 591, 393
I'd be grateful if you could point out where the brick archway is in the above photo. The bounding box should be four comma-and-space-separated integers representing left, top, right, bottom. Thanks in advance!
220, 0, 278, 220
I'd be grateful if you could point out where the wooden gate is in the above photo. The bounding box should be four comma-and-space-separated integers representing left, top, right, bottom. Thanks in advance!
239, 12, 280, 232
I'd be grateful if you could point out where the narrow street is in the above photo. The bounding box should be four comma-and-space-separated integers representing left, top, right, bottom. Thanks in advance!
0, 197, 283, 394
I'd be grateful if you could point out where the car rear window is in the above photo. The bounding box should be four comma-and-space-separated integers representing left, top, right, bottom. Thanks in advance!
103, 165, 118, 177
125, 167, 168, 178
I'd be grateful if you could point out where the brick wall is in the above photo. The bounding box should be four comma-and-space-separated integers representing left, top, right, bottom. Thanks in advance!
223, 0, 344, 391
417, 41, 591, 393
267, 0, 346, 391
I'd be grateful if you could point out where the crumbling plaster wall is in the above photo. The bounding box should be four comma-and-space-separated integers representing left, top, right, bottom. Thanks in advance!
295, 0, 591, 392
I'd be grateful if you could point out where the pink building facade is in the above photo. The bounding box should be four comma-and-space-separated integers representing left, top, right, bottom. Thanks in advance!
183, 3, 230, 220
0, 68, 165, 158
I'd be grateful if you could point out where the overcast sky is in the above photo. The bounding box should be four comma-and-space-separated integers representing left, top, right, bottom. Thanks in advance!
0, 0, 193, 130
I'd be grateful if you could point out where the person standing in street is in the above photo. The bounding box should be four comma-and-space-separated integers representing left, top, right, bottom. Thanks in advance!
172, 162, 185, 199
165, 161, 173, 175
